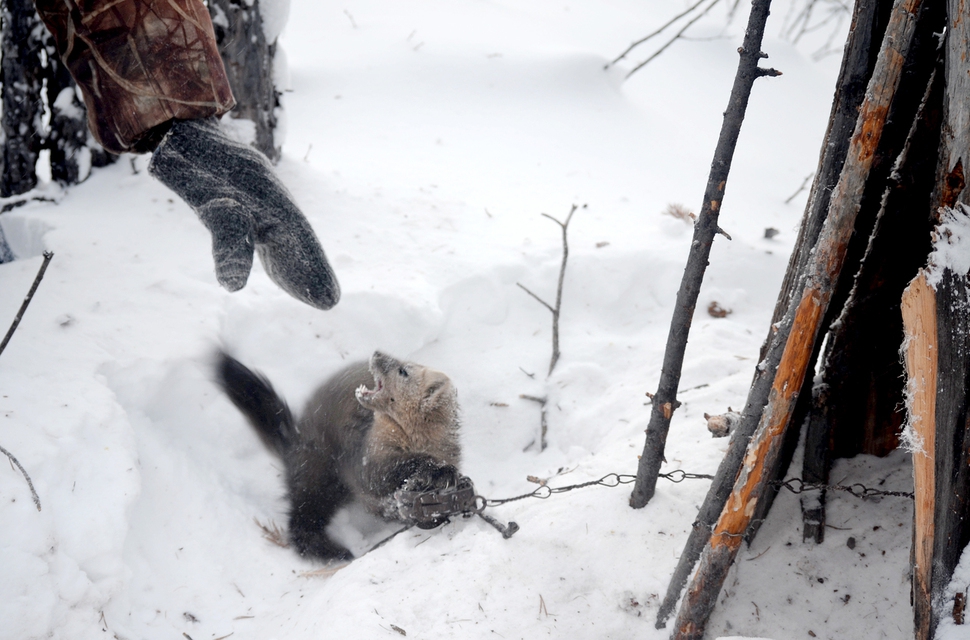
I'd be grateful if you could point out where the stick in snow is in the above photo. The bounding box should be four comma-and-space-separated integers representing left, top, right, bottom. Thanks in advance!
0, 250, 53, 357
629, 0, 780, 510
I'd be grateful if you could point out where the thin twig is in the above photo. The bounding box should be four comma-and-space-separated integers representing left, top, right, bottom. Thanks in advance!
2, 444, 41, 510
608, 0, 712, 67
0, 252, 52, 512
519, 395, 548, 452
343, 9, 358, 29
626, 0, 723, 78
785, 171, 815, 204
542, 204, 577, 375
0, 251, 54, 358
515, 283, 555, 314
516, 205, 578, 451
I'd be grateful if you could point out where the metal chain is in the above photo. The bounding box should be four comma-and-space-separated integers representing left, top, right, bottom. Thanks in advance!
482, 470, 714, 506
479, 471, 913, 509
374, 471, 912, 552
771, 477, 914, 500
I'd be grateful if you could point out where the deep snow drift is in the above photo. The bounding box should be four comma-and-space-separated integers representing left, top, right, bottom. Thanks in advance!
1, 2, 920, 639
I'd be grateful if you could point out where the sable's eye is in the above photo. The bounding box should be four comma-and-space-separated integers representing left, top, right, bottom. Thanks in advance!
398, 367, 409, 377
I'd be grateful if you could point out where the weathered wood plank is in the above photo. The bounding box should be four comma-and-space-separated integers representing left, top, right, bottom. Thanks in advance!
901, 270, 938, 640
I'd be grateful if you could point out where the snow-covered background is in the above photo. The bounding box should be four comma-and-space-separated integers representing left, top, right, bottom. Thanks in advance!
0, 1, 924, 638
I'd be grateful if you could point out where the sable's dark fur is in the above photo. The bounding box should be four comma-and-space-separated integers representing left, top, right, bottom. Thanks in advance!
217, 351, 461, 561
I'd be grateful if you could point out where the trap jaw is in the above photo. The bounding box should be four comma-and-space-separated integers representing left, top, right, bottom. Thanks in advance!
394, 475, 519, 538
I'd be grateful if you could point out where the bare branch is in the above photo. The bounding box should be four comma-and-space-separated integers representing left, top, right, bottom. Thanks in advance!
0, 251, 53, 358
518, 205, 579, 450
547, 204, 577, 375
608, 0, 711, 67
626, 0, 723, 78
1, 444, 41, 511
631, 0, 780, 512
784, 171, 815, 204
515, 282, 555, 314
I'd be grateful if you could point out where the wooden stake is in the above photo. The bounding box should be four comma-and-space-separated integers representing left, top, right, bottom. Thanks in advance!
670, 1, 925, 637
629, 0, 780, 509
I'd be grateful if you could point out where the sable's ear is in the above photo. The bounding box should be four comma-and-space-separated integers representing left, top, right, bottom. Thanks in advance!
420, 381, 449, 414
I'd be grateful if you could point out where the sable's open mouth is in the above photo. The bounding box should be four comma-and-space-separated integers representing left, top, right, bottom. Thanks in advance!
358, 376, 384, 399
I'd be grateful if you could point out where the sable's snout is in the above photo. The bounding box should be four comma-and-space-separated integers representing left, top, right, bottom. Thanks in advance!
369, 351, 402, 375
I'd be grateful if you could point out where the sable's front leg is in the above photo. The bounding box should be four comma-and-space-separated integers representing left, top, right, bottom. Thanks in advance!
366, 453, 458, 497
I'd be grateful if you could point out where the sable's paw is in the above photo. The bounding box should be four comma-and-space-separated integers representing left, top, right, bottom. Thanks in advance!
403, 460, 459, 492
431, 464, 460, 490
290, 528, 354, 562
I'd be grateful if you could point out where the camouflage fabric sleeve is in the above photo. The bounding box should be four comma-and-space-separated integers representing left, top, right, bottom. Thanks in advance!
33, 0, 235, 154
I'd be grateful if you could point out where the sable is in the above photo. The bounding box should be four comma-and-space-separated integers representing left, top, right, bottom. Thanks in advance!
217, 350, 461, 561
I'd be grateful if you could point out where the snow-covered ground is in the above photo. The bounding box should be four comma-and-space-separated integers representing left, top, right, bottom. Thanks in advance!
0, 1, 920, 638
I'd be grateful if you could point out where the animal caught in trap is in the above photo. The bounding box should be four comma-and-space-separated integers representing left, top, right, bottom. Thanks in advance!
217, 350, 463, 561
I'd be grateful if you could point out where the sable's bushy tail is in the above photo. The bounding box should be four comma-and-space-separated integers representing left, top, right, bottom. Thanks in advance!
217, 352, 296, 456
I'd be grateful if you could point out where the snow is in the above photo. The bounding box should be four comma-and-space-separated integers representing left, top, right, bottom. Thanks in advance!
0, 1, 921, 639
926, 203, 970, 288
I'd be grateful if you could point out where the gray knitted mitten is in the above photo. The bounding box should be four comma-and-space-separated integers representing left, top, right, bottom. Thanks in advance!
149, 118, 340, 310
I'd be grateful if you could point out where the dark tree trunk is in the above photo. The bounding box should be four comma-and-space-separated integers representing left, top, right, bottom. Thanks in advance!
43, 34, 89, 186
1, 0, 45, 196
208, 0, 281, 163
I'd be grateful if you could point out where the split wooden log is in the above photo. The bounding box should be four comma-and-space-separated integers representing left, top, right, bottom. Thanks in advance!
764, 0, 893, 336
693, 0, 941, 552
901, 271, 938, 640
656, 0, 908, 625
933, 0, 970, 211
669, 1, 926, 637
629, 0, 780, 509
902, 219, 970, 640
905, 3, 970, 635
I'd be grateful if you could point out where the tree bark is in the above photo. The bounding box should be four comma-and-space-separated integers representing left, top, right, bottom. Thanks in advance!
1, 0, 45, 196
932, 0, 970, 212
208, 0, 282, 163
630, 0, 780, 509
670, 2, 925, 637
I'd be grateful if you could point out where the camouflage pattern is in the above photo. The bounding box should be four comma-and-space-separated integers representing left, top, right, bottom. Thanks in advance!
34, 0, 235, 154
